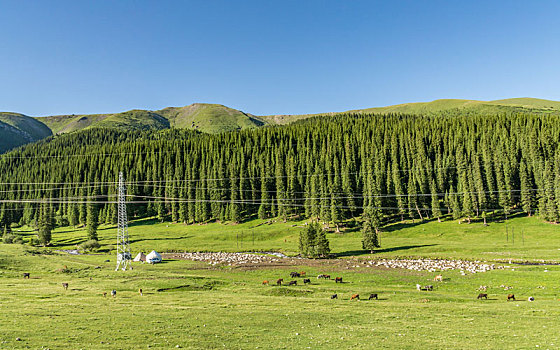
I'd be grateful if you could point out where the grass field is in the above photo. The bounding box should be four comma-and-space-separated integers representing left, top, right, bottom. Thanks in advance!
2, 215, 560, 349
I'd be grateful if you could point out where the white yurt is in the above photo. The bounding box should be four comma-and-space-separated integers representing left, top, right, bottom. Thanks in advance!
133, 252, 146, 262
146, 250, 162, 264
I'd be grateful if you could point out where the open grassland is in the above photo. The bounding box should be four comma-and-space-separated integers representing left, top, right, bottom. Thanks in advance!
13, 215, 560, 262
2, 216, 560, 349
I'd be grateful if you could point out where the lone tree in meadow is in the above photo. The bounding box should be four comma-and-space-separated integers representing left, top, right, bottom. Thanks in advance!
86, 187, 99, 241
362, 215, 380, 253
37, 201, 52, 246
299, 221, 330, 258
315, 224, 331, 258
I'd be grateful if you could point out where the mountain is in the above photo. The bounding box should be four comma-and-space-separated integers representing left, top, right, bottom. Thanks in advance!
0, 112, 52, 153
1, 97, 560, 153
38, 103, 261, 135
157, 103, 264, 133
259, 97, 560, 124
349, 98, 560, 116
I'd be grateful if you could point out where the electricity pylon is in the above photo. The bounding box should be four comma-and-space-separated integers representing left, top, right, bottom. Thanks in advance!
115, 172, 132, 271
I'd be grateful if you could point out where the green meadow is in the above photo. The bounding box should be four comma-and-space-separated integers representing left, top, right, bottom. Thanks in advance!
1, 215, 560, 349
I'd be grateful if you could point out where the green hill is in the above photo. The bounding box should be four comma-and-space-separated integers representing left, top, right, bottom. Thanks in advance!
351, 97, 560, 116
2, 97, 560, 153
0, 112, 52, 153
157, 103, 264, 133
260, 97, 560, 125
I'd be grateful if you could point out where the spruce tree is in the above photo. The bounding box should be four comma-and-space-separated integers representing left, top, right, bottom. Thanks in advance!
361, 215, 380, 252
315, 224, 331, 258
86, 188, 99, 241
37, 202, 52, 246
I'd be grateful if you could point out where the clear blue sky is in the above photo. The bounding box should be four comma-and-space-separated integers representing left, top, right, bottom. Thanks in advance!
1, 0, 559, 116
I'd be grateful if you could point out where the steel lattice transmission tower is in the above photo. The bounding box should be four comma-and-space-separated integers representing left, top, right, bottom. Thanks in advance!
115, 172, 132, 271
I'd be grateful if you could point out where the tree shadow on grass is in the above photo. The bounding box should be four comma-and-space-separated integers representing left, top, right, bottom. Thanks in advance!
383, 221, 428, 233
335, 244, 438, 257
129, 236, 193, 244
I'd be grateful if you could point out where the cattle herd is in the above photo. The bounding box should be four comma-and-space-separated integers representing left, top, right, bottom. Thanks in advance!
20, 259, 535, 302
262, 271, 379, 300
260, 271, 535, 302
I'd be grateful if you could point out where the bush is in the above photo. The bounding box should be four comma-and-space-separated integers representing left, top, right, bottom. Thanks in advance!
79, 239, 101, 252
3, 234, 24, 244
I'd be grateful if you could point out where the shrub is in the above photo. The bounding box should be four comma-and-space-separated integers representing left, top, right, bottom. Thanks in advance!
79, 239, 101, 252
2, 234, 24, 244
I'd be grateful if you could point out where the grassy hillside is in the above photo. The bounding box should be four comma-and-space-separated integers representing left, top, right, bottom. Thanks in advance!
38, 114, 110, 134
0, 112, 52, 152
355, 97, 560, 116
37, 103, 263, 135
2, 215, 560, 349
158, 103, 264, 133
2, 97, 560, 153
260, 97, 560, 125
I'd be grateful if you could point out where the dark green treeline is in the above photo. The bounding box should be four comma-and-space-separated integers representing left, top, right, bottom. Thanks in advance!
0, 112, 557, 228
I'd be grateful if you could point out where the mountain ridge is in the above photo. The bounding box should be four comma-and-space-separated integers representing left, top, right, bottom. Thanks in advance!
1, 97, 559, 153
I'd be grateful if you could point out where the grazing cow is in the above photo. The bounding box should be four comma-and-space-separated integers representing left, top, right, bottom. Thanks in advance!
290, 272, 301, 278
288, 280, 297, 286
276, 278, 283, 286
317, 274, 330, 279
103, 292, 107, 297
417, 284, 433, 291
369, 293, 378, 300
303, 278, 311, 284
507, 294, 515, 301
434, 275, 443, 282
477, 293, 488, 299
62, 283, 69, 290
139, 288, 143, 296
528, 296, 534, 302
262, 280, 269, 285
299, 271, 306, 277
350, 294, 359, 300
330, 294, 338, 299
335, 277, 343, 283
23, 273, 30, 279
111, 290, 117, 297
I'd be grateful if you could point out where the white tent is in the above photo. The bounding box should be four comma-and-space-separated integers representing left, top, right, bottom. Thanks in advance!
133, 252, 146, 262
146, 250, 162, 264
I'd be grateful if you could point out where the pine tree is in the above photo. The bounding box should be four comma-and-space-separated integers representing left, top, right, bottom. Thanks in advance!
86, 188, 100, 241
430, 179, 442, 222
315, 224, 331, 258
361, 215, 380, 252
37, 202, 52, 246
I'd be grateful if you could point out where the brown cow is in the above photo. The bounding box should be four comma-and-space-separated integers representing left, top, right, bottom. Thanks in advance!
103, 292, 107, 297
350, 294, 359, 300
335, 277, 343, 283
477, 293, 488, 299
23, 273, 30, 279
434, 275, 443, 282
507, 294, 515, 301
276, 278, 283, 286
299, 271, 306, 277
262, 280, 269, 285
62, 283, 69, 290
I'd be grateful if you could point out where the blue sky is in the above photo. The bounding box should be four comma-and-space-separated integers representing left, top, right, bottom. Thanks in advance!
1, 0, 559, 116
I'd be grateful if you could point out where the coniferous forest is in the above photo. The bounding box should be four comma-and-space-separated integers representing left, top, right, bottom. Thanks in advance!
0, 112, 558, 232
